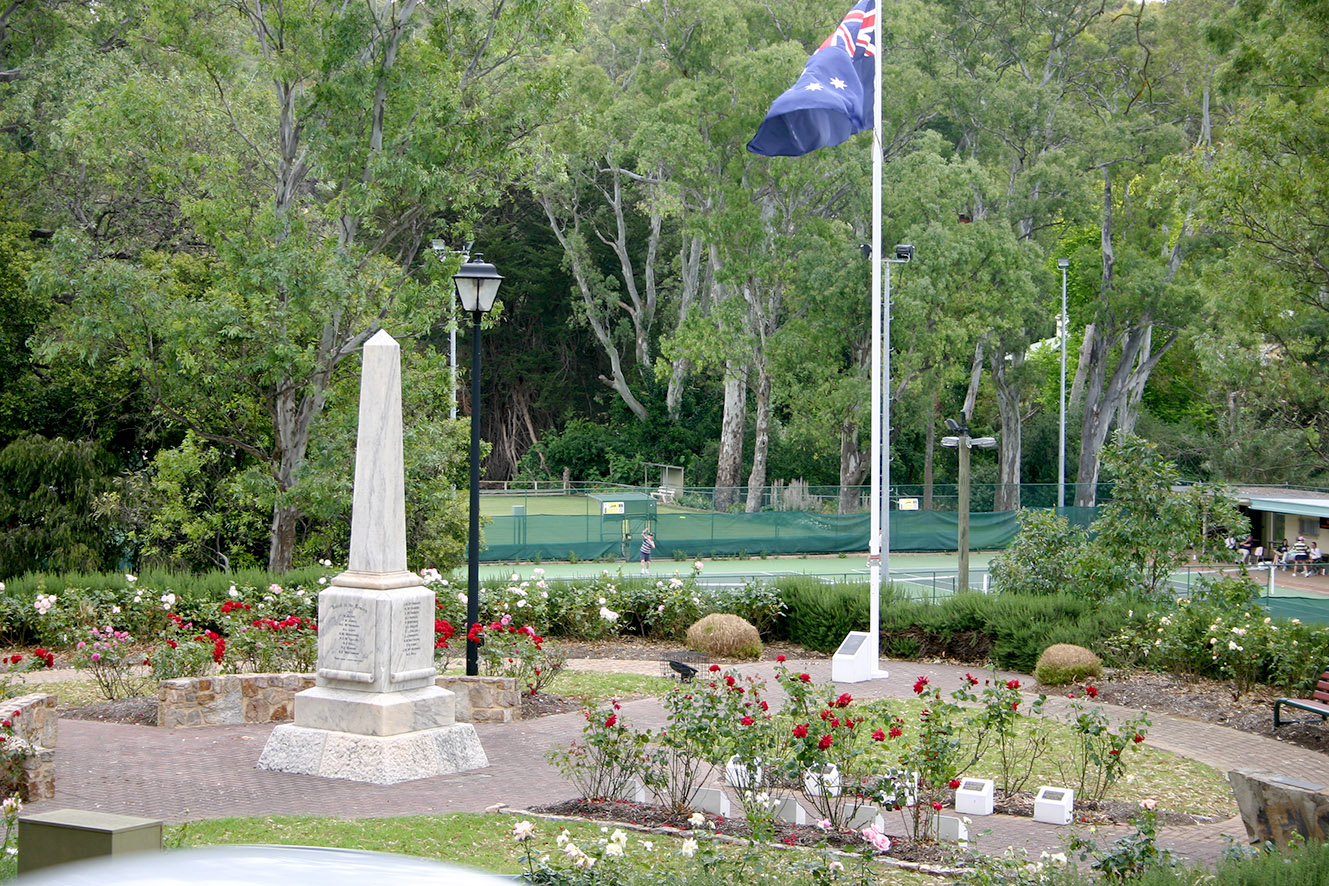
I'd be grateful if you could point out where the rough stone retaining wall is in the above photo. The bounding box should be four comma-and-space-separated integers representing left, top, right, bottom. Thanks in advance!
158, 673, 519, 728
436, 675, 521, 724
7, 693, 56, 800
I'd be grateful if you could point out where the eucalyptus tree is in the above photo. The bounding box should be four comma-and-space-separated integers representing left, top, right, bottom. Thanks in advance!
1066, 1, 1217, 505
18, 0, 582, 570
1181, 0, 1329, 477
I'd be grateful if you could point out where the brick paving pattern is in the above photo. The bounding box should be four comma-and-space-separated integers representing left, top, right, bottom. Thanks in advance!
22, 656, 1324, 867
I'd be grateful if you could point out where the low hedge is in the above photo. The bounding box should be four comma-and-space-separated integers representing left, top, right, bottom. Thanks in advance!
775, 578, 1133, 673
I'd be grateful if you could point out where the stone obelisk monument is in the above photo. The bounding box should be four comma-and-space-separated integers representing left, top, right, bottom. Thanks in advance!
258, 330, 487, 784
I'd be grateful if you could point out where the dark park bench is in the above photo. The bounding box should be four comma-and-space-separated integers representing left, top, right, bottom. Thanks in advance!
1274, 669, 1329, 727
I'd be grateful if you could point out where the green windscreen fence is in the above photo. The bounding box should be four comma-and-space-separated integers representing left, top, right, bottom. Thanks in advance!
480, 506, 1099, 562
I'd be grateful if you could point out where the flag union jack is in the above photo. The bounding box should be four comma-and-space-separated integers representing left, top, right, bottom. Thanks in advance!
748, 0, 877, 157
819, 3, 876, 59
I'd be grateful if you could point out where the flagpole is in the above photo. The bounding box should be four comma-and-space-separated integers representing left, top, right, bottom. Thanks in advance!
868, 0, 887, 679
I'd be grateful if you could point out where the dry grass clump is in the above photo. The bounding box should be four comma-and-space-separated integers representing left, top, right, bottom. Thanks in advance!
685, 614, 762, 660
1033, 643, 1103, 686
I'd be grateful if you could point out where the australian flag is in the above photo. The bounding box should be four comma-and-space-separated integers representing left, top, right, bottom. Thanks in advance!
747, 0, 877, 157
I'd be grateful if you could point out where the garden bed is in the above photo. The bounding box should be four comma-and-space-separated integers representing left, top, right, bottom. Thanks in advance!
527, 798, 958, 865
1080, 670, 1329, 755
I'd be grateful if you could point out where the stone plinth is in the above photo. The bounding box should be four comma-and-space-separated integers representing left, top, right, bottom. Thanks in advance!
1229, 769, 1329, 847
257, 722, 487, 785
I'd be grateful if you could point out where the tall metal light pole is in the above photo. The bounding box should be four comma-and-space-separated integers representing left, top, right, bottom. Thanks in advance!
942, 419, 996, 592
433, 240, 470, 421
1057, 258, 1070, 510
453, 256, 503, 676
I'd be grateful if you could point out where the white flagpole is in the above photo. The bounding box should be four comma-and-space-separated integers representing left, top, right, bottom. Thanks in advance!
868, 0, 887, 679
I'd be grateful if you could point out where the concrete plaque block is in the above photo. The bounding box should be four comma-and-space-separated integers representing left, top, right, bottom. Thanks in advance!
691, 787, 731, 818
955, 777, 995, 816
1033, 786, 1074, 825
773, 797, 807, 825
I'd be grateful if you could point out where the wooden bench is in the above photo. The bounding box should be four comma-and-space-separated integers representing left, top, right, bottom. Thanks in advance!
1274, 669, 1329, 727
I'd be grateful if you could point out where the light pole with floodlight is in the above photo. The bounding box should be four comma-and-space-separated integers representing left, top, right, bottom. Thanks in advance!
1057, 258, 1069, 510
941, 419, 996, 592
454, 256, 503, 676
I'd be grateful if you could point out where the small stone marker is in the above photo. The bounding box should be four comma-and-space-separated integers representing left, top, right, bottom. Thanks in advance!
845, 803, 884, 830
773, 796, 808, 825
954, 777, 995, 816
1230, 769, 1329, 848
1032, 786, 1075, 825
931, 814, 969, 843
691, 787, 731, 818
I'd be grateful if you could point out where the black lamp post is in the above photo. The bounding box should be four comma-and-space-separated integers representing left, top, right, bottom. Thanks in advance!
453, 255, 503, 676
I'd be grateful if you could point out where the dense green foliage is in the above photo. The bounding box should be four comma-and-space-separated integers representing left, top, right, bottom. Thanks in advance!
2, 0, 1329, 579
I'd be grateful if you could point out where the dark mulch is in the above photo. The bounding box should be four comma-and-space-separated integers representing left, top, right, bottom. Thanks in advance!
528, 798, 957, 866
1066, 670, 1329, 756
992, 793, 1213, 826
59, 697, 158, 726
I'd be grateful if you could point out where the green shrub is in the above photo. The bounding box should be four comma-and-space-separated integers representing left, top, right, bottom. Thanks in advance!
685, 613, 762, 659
775, 578, 870, 651
1034, 643, 1104, 685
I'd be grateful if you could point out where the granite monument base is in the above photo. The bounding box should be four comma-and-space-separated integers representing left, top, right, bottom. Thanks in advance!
257, 722, 488, 785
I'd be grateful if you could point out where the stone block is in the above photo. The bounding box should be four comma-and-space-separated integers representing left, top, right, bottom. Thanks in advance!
773, 797, 807, 825
294, 685, 455, 735
1229, 769, 1329, 848
691, 787, 730, 818
258, 722, 487, 785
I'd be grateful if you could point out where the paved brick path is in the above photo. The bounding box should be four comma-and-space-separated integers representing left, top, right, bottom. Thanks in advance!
21, 657, 1322, 868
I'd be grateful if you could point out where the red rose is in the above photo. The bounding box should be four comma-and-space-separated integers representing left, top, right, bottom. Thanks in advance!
776, 654, 786, 663
932, 801, 943, 811
1011, 702, 1019, 710
793, 723, 809, 738
1133, 733, 1144, 743
724, 675, 736, 686
1109, 749, 1120, 756
759, 700, 769, 711
912, 677, 929, 694
889, 726, 902, 738
872, 729, 886, 741
709, 664, 721, 672
799, 673, 811, 683
965, 673, 978, 685
834, 692, 853, 708
1, 720, 10, 729
740, 716, 755, 726
820, 709, 833, 721
818, 734, 834, 750
1086, 685, 1099, 698
1006, 679, 1020, 690
949, 779, 961, 789
605, 714, 617, 728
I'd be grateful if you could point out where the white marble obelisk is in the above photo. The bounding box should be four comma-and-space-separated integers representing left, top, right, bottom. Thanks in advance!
258, 330, 487, 784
